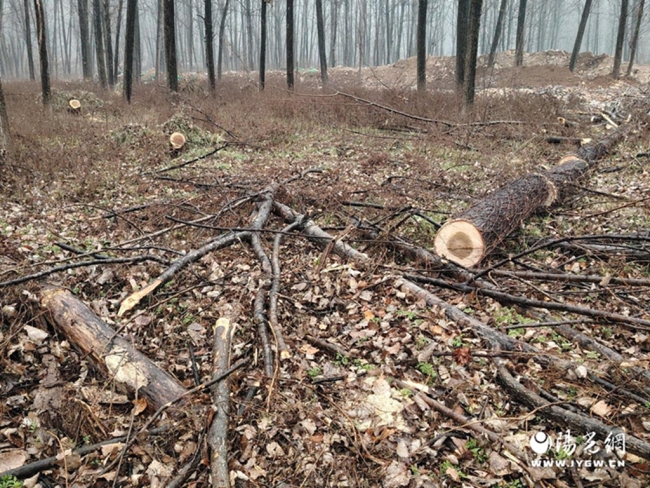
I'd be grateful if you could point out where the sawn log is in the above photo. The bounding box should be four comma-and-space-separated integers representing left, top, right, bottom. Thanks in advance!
433, 126, 630, 267
41, 285, 187, 409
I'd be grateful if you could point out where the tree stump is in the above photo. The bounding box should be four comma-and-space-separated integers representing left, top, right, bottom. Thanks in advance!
68, 99, 81, 114
169, 132, 186, 156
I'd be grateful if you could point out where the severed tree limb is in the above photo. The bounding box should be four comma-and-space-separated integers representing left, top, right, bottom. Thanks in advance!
495, 359, 650, 459
0, 425, 172, 480
269, 221, 301, 359
434, 125, 632, 267
406, 274, 650, 330
485, 269, 650, 287
0, 255, 169, 288
153, 143, 230, 174
41, 285, 187, 410
208, 318, 235, 488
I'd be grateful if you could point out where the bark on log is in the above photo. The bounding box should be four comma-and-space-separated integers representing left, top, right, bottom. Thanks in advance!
434, 127, 630, 267
41, 285, 187, 410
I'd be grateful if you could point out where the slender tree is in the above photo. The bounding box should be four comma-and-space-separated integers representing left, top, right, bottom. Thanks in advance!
626, 0, 645, 77
487, 0, 507, 69
455, 0, 470, 89
164, 0, 178, 90
93, 0, 108, 88
23, 0, 35, 80
416, 0, 427, 91
286, 0, 294, 89
463, 0, 483, 109
34, 0, 50, 105
315, 0, 328, 83
78, 0, 91, 80
0, 77, 12, 165
217, 0, 230, 79
612, 0, 629, 79
569, 0, 593, 72
515, 0, 527, 67
329, 0, 338, 67
124, 0, 136, 102
114, 0, 124, 82
103, 0, 114, 85
259, 0, 267, 89
205, 0, 215, 90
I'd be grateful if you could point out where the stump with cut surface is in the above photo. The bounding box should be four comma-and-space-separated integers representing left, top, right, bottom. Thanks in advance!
68, 99, 81, 114
169, 132, 186, 154
434, 128, 628, 267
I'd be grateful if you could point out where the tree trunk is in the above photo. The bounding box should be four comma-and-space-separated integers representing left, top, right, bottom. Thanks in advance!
93, 0, 107, 88
569, 0, 593, 72
487, 0, 507, 69
286, 0, 294, 89
626, 0, 644, 77
514, 0, 527, 66
259, 0, 267, 89
315, 0, 328, 83
134, 4, 141, 81
24, 0, 36, 80
124, 0, 136, 102
155, 0, 163, 79
114, 0, 124, 82
205, 0, 215, 90
0, 77, 12, 165
217, 0, 229, 80
102, 0, 114, 85
416, 0, 427, 91
455, 0, 470, 89
612, 0, 629, 79
34, 0, 50, 105
434, 128, 629, 267
329, 0, 337, 67
164, 0, 178, 91
463, 0, 482, 109
40, 286, 187, 410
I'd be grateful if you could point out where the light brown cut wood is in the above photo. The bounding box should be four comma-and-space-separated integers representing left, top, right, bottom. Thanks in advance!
169, 131, 186, 150
41, 285, 187, 409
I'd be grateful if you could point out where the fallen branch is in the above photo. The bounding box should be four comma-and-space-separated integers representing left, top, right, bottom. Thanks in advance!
406, 274, 650, 330
41, 285, 188, 409
153, 143, 230, 174
208, 318, 235, 488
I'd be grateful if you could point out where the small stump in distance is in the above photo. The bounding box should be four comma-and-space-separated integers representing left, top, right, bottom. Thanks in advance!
68, 99, 81, 114
169, 132, 186, 157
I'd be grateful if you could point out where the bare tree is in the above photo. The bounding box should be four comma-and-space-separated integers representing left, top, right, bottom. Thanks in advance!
217, 0, 230, 79
78, 0, 91, 80
515, 0, 527, 66
569, 0, 593, 72
455, 0, 470, 89
164, 0, 178, 90
626, 0, 645, 77
205, 0, 215, 90
103, 0, 114, 85
34, 0, 50, 105
124, 0, 137, 102
23, 0, 35, 80
286, 0, 294, 89
487, 0, 507, 69
93, 0, 108, 88
316, 0, 328, 83
0, 77, 12, 165
416, 0, 427, 91
612, 0, 629, 79
114, 0, 125, 82
463, 0, 483, 109
329, 0, 338, 67
259, 0, 267, 89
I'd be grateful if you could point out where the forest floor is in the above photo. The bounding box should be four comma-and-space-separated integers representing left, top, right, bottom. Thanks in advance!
1, 50, 650, 488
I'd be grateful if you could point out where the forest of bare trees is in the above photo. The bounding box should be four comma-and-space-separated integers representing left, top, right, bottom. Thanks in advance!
0, 0, 647, 83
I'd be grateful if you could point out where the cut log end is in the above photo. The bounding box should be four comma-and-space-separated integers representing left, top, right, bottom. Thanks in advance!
169, 132, 186, 150
433, 219, 485, 268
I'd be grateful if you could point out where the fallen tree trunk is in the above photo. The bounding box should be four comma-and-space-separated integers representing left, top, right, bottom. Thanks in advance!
434, 127, 630, 267
41, 285, 187, 409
